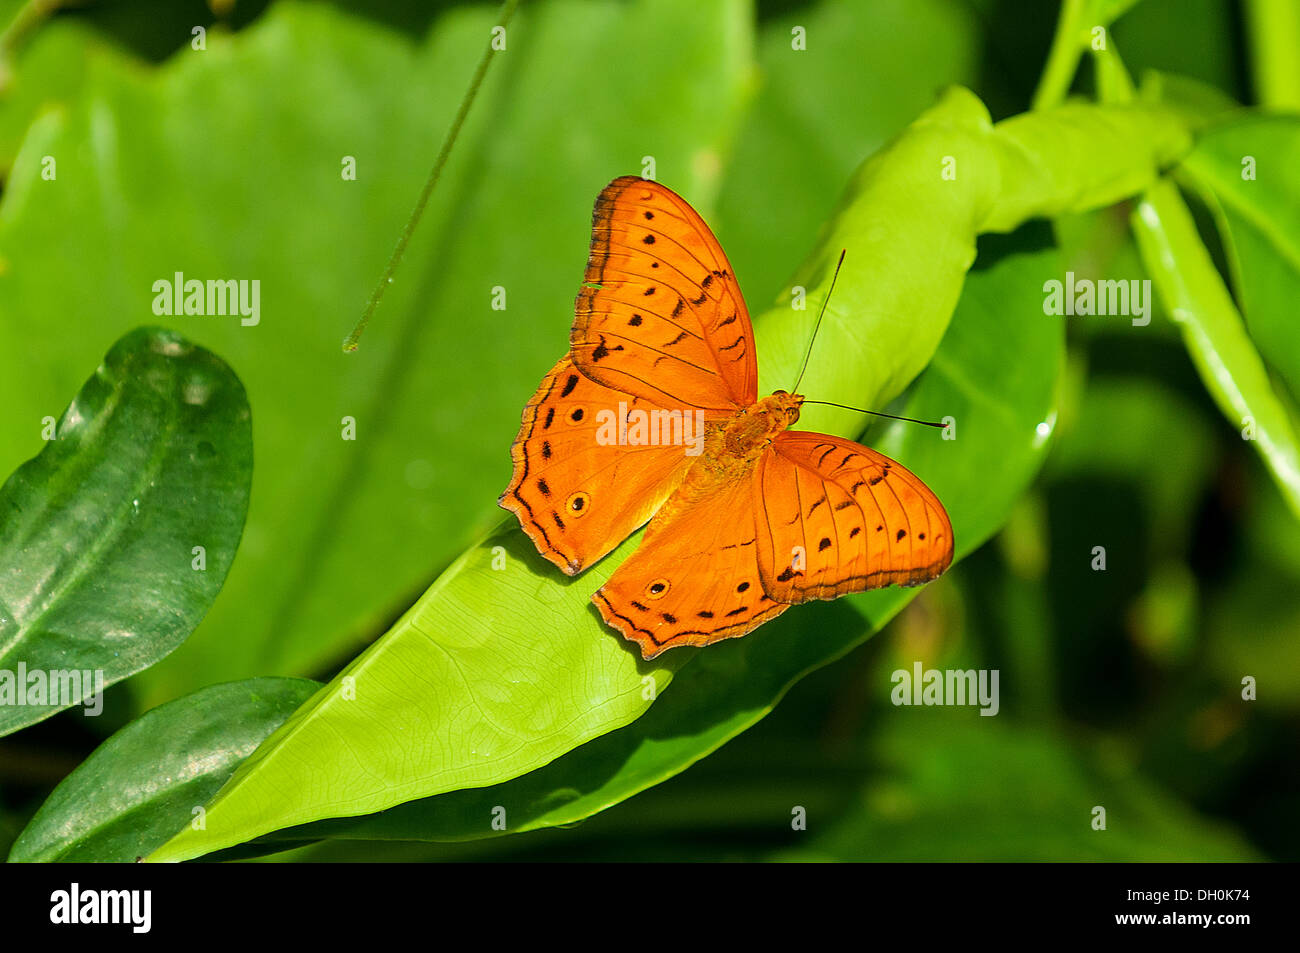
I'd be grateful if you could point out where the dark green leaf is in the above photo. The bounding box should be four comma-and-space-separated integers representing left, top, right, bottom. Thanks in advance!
0, 326, 252, 735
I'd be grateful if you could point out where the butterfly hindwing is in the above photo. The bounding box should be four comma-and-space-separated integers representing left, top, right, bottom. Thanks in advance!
594, 476, 788, 658
571, 176, 757, 411
753, 431, 953, 601
500, 357, 699, 576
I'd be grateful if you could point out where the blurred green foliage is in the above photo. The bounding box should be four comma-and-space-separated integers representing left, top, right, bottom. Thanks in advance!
0, 0, 1296, 861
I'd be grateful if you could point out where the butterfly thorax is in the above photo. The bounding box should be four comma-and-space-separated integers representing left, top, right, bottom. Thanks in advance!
703, 390, 805, 472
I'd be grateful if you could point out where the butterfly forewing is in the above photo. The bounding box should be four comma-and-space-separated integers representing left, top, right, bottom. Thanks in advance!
754, 431, 953, 602
571, 176, 757, 411
500, 357, 699, 576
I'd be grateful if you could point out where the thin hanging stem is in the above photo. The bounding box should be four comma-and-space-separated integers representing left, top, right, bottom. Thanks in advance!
343, 0, 521, 352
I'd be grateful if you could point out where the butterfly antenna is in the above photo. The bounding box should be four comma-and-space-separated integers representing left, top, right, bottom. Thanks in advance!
801, 400, 946, 429
791, 249, 846, 395
792, 251, 943, 430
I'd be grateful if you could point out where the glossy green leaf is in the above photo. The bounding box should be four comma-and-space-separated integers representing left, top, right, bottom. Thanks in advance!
0, 326, 252, 736
8, 678, 320, 862
1131, 178, 1300, 518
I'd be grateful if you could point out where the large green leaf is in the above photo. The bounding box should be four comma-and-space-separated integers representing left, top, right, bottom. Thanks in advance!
0, 0, 756, 708
0, 326, 252, 736
7, 677, 320, 862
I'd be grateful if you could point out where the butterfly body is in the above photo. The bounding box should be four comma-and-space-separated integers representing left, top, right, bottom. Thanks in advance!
717, 390, 803, 459
643, 390, 802, 530
502, 177, 953, 659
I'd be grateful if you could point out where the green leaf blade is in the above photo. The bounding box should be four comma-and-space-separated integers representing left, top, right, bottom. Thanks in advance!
1132, 178, 1300, 518
145, 524, 680, 863
0, 326, 253, 735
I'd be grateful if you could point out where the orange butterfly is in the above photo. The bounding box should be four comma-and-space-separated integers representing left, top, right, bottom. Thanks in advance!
501, 176, 953, 659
